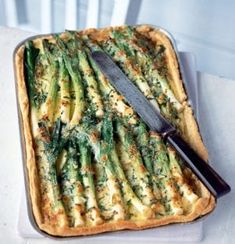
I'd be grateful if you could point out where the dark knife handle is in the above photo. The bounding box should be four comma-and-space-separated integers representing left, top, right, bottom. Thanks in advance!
166, 133, 231, 198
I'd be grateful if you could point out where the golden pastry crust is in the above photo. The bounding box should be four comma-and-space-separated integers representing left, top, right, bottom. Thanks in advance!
15, 24, 215, 237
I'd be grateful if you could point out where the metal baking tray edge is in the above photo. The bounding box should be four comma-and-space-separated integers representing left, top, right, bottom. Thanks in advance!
13, 24, 215, 240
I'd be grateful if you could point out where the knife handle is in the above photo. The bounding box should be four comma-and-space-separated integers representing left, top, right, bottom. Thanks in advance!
166, 133, 231, 198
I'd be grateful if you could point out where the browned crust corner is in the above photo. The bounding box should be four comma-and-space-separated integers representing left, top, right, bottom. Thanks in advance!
14, 25, 215, 237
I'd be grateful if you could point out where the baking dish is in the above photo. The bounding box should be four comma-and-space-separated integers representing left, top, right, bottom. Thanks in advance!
14, 24, 215, 238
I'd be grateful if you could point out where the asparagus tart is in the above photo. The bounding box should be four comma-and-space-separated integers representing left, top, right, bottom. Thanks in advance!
14, 25, 215, 237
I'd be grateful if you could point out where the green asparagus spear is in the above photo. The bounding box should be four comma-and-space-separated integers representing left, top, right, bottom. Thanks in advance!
78, 136, 103, 225
55, 35, 85, 126
167, 146, 198, 204
149, 132, 184, 215
40, 40, 60, 127
24, 41, 40, 108
24, 41, 43, 137
58, 58, 71, 124
132, 121, 153, 173
36, 119, 68, 226
131, 121, 165, 213
60, 140, 85, 227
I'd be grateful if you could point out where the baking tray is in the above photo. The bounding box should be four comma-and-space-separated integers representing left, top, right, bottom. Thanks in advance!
13, 24, 214, 239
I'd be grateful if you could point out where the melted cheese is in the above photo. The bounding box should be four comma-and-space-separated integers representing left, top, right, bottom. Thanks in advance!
79, 53, 104, 118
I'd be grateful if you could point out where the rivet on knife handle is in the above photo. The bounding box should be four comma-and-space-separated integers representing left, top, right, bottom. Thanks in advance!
91, 50, 231, 198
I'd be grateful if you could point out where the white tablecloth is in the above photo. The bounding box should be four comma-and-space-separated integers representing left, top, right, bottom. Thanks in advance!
0, 27, 234, 244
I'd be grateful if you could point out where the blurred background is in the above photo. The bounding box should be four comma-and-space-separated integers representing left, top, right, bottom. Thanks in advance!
0, 0, 234, 80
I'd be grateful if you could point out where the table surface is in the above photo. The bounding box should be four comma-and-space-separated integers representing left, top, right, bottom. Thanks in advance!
0, 27, 234, 244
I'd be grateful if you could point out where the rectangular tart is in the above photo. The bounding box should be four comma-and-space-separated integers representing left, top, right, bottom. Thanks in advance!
14, 25, 215, 237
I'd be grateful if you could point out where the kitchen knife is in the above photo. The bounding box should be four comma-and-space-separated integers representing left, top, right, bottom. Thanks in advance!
91, 50, 231, 198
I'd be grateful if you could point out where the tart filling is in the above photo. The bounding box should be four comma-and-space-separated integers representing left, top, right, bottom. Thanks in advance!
15, 25, 215, 236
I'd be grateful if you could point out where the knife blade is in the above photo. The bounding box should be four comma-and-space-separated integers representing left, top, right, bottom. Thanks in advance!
91, 50, 231, 198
